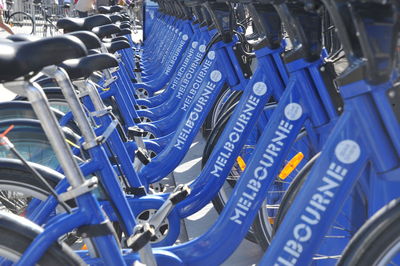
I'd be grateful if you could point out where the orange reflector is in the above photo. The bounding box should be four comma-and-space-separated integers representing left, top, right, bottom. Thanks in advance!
268, 217, 275, 225
279, 152, 304, 180
81, 244, 88, 250
0, 125, 14, 138
236, 156, 246, 171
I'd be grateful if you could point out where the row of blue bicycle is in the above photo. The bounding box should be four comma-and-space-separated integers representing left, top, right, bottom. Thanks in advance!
0, 0, 399, 264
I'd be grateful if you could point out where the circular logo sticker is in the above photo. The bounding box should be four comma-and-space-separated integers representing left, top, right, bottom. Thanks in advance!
199, 45, 206, 53
253, 82, 267, 96
182, 34, 188, 41
284, 103, 303, 121
335, 140, 361, 164
208, 51, 216, 60
210, 70, 222, 82
192, 42, 198, 49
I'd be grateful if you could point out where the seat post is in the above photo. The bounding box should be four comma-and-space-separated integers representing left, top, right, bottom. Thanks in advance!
41, 66, 99, 151
4, 79, 88, 188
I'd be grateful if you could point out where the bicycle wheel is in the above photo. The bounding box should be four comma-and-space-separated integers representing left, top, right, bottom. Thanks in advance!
202, 85, 232, 139
0, 101, 80, 135
14, 90, 71, 115
0, 162, 59, 214
6, 12, 35, 35
0, 120, 80, 169
203, 102, 315, 247
273, 154, 365, 263
0, 225, 81, 265
338, 198, 400, 266
201, 103, 276, 243
252, 153, 320, 250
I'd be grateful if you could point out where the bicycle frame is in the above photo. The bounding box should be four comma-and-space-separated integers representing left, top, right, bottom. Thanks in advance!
3, 79, 126, 266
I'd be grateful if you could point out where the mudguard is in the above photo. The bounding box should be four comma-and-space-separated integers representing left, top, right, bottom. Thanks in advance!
0, 211, 84, 264
0, 158, 64, 185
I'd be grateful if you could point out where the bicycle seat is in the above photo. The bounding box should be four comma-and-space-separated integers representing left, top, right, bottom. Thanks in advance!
110, 5, 124, 12
88, 49, 100, 55
98, 6, 114, 14
58, 54, 119, 80
98, 5, 124, 14
103, 36, 129, 43
57, 15, 112, 32
111, 36, 129, 42
120, 14, 130, 21
116, 29, 131, 36
0, 36, 87, 82
6, 34, 39, 42
109, 14, 123, 23
120, 23, 130, 29
7, 32, 101, 50
92, 24, 121, 39
67, 31, 102, 49
103, 40, 130, 53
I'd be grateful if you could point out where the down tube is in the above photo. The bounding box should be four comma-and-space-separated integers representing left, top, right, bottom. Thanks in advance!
261, 106, 369, 265
160, 78, 307, 265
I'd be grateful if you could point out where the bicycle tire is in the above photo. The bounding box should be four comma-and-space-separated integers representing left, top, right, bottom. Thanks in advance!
250, 153, 320, 251
0, 101, 80, 135
337, 198, 400, 266
272, 152, 363, 261
0, 225, 82, 265
0, 119, 81, 169
201, 100, 257, 243
202, 85, 231, 139
213, 90, 243, 127
14, 89, 125, 129
6, 11, 35, 35
14, 90, 71, 115
0, 162, 58, 205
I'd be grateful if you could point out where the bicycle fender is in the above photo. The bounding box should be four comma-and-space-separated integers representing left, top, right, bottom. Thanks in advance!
0, 211, 85, 265
0, 158, 64, 185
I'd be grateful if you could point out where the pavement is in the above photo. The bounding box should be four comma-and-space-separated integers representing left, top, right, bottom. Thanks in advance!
0, 24, 264, 266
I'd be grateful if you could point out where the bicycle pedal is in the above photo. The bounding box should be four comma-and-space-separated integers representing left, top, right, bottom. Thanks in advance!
169, 184, 191, 205
127, 223, 155, 252
125, 186, 147, 197
136, 147, 151, 165
128, 126, 147, 138
149, 182, 165, 193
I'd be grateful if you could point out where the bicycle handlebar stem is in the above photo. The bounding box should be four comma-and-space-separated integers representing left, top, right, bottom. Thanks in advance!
246, 2, 283, 50
204, 1, 235, 42
272, 0, 323, 62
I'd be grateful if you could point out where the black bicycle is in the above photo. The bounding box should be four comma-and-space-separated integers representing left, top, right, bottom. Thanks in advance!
33, 0, 60, 37
4, 0, 35, 34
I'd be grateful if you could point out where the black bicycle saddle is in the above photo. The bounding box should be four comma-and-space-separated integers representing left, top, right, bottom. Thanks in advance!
57, 14, 112, 32
109, 14, 123, 23
58, 53, 119, 80
98, 5, 124, 14
120, 23, 131, 29
103, 40, 130, 53
92, 24, 121, 39
103, 36, 129, 43
0, 36, 87, 82
116, 29, 132, 36
7, 31, 101, 50
67, 31, 102, 49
